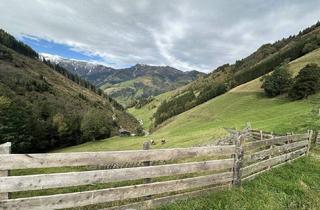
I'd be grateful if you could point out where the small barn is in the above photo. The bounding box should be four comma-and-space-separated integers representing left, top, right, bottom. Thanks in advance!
119, 128, 131, 136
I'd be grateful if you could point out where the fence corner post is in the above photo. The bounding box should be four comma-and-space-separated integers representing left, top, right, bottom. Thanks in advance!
0, 142, 11, 200
233, 134, 244, 187
143, 141, 151, 200
267, 133, 274, 170
307, 130, 313, 154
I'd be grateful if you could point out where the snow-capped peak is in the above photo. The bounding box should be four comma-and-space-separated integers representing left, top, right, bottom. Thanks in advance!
40, 53, 63, 63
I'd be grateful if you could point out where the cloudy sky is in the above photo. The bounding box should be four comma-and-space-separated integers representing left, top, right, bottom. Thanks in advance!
0, 0, 320, 72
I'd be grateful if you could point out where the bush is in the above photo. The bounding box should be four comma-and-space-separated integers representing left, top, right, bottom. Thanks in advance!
81, 109, 112, 141
0, 97, 34, 152
261, 64, 292, 97
289, 64, 320, 100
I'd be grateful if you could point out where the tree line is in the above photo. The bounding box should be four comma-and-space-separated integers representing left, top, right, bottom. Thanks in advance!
0, 29, 38, 59
262, 63, 320, 100
153, 83, 227, 127
0, 95, 116, 153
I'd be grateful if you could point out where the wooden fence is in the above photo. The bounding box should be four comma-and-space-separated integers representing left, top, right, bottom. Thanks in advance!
0, 129, 313, 210
316, 131, 320, 145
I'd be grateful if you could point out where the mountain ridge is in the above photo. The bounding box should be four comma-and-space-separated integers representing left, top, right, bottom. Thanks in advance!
41, 53, 205, 106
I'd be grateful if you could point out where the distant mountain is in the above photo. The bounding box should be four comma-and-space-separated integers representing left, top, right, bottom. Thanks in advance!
0, 30, 141, 153
40, 53, 116, 83
41, 54, 205, 106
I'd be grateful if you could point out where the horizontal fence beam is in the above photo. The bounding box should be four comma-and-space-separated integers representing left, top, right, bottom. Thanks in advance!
0, 158, 234, 193
244, 140, 308, 165
243, 151, 307, 182
0, 145, 235, 170
0, 142, 11, 200
241, 147, 307, 178
244, 134, 309, 150
0, 172, 233, 210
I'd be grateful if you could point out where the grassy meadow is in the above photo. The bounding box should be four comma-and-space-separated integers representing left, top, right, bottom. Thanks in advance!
58, 91, 320, 153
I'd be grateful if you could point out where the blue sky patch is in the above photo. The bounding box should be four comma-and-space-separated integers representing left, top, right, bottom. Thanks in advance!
19, 35, 109, 63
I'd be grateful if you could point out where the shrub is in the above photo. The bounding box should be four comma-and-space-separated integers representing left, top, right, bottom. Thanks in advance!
289, 64, 320, 100
261, 64, 292, 97
80, 109, 112, 141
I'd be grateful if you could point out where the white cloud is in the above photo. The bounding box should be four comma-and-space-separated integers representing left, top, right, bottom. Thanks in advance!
0, 0, 319, 72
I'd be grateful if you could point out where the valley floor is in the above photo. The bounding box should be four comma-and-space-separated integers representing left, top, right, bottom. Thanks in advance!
57, 91, 319, 153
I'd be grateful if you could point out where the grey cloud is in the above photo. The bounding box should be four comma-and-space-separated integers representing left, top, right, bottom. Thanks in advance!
0, 0, 319, 72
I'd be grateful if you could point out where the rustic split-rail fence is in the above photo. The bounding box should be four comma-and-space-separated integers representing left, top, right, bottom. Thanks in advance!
0, 128, 315, 210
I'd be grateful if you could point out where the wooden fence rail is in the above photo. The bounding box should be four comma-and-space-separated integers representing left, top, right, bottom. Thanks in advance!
0, 145, 235, 170
0, 129, 313, 210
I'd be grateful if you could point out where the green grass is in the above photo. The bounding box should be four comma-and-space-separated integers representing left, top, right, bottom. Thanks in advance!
157, 150, 320, 210
58, 91, 319, 152
127, 90, 176, 130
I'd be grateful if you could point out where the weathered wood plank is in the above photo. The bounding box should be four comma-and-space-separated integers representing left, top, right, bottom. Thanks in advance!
0, 172, 233, 210
241, 147, 307, 178
0, 157, 234, 193
243, 140, 308, 164
251, 133, 273, 139
307, 130, 313, 154
244, 134, 308, 150
105, 184, 229, 210
0, 142, 11, 200
143, 141, 151, 200
0, 145, 235, 170
232, 134, 244, 187
243, 152, 306, 182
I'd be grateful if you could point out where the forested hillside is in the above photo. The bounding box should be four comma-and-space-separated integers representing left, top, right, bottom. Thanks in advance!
151, 22, 320, 127
0, 29, 141, 153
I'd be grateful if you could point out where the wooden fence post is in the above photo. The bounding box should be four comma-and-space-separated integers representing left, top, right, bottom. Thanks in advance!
0, 142, 11, 200
313, 130, 318, 145
233, 134, 244, 187
307, 130, 313, 154
267, 133, 274, 170
143, 141, 151, 200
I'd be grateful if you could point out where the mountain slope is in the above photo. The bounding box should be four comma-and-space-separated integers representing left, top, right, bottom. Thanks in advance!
0, 31, 141, 153
58, 48, 320, 152
151, 22, 320, 126
42, 54, 205, 106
